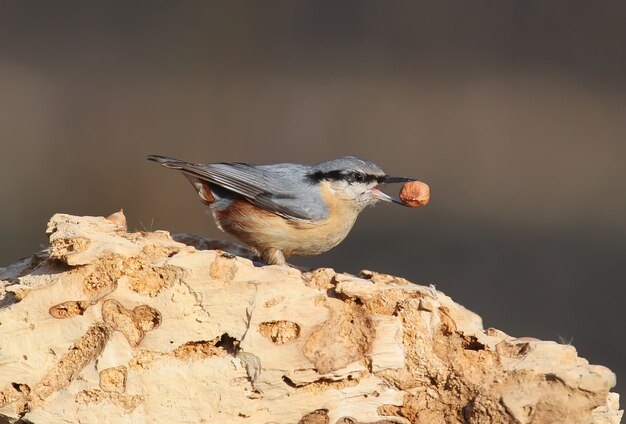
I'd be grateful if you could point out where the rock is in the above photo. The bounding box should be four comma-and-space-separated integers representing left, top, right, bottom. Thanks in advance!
0, 213, 622, 424
105, 209, 127, 230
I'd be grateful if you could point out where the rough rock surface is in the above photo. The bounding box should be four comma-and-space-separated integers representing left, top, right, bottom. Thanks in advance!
0, 213, 622, 424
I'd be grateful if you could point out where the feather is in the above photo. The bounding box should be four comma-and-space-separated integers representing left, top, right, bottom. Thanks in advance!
147, 155, 327, 221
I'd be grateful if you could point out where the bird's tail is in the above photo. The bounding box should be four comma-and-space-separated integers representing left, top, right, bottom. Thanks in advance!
147, 154, 191, 169
147, 154, 218, 204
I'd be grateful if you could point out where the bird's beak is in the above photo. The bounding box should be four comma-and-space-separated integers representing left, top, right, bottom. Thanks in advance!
370, 188, 404, 205
383, 176, 416, 184
370, 176, 417, 206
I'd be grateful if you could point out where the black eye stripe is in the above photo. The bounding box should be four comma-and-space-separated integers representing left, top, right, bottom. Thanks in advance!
353, 172, 365, 182
307, 170, 384, 184
307, 170, 343, 182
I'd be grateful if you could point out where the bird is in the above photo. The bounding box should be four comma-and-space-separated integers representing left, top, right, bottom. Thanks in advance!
147, 155, 416, 266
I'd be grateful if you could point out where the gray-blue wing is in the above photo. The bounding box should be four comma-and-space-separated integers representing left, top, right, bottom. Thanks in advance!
148, 155, 327, 221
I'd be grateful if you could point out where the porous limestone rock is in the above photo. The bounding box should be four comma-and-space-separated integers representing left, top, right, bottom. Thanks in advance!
0, 213, 622, 424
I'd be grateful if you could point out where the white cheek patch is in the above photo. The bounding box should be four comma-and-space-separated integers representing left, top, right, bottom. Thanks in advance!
326, 180, 349, 195
326, 185, 337, 195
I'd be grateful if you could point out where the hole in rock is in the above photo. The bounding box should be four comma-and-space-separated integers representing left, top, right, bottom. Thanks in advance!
215, 333, 240, 355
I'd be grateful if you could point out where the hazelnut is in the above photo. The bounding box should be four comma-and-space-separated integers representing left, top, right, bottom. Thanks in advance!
399, 181, 430, 208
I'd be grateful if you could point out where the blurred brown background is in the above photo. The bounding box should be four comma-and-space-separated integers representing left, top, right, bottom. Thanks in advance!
1, 1, 624, 396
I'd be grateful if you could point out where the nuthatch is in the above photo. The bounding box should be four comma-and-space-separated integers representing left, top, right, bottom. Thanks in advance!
148, 155, 419, 266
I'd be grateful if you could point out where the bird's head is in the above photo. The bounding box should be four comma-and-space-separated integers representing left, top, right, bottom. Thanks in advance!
308, 156, 414, 211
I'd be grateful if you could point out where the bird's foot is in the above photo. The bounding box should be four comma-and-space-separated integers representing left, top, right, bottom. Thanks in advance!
261, 248, 287, 266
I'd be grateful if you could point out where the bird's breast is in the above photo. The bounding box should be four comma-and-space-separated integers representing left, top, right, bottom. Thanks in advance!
213, 185, 360, 256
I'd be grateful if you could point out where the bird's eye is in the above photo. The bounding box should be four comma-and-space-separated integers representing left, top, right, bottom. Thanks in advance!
352, 172, 366, 183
